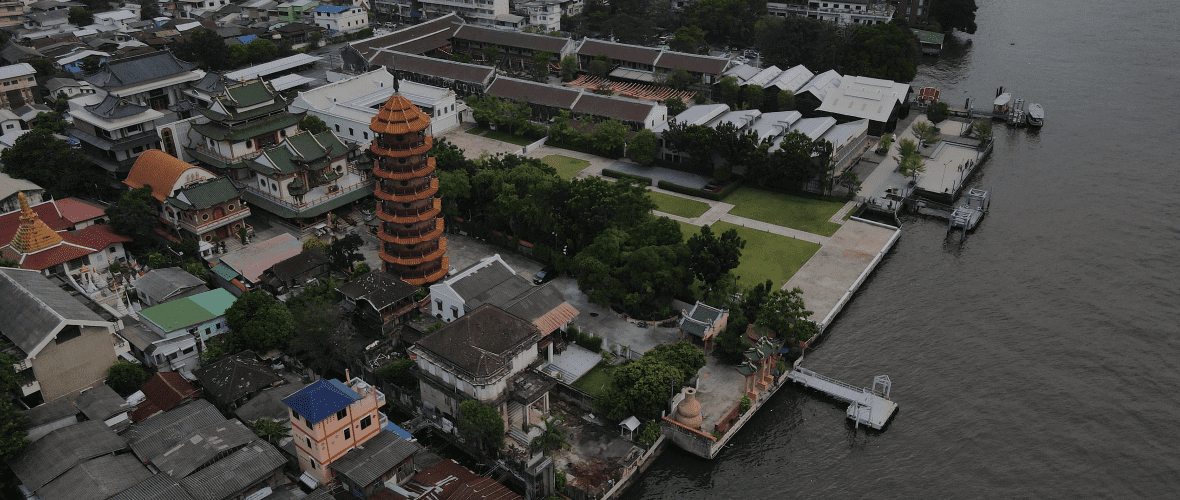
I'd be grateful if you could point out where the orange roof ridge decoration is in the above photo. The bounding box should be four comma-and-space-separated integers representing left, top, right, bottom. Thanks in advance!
370, 94, 430, 135
10, 192, 63, 254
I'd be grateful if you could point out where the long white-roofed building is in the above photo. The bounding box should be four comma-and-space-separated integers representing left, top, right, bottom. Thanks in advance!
289, 68, 460, 143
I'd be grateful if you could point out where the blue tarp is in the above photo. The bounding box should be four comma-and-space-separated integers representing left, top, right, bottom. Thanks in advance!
237, 34, 258, 44
383, 422, 414, 441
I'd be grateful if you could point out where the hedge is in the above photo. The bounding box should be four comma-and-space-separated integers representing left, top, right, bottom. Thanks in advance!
657, 178, 743, 201
601, 169, 653, 186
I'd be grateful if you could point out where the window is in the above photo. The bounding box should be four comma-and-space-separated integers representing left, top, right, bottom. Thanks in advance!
204, 327, 211, 336
363, 132, 369, 140
343, 428, 351, 440
305, 416, 313, 428
335, 124, 340, 132
306, 437, 312, 448
349, 128, 354, 136
108, 246, 117, 253
360, 415, 372, 429
336, 408, 348, 420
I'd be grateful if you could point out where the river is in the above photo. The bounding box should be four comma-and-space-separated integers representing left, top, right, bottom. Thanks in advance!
620, 0, 1180, 497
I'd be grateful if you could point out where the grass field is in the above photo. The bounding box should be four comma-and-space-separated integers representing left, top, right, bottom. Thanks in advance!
571, 363, 615, 399
540, 155, 591, 180
648, 190, 711, 218
464, 127, 534, 146
724, 187, 847, 237
678, 220, 821, 290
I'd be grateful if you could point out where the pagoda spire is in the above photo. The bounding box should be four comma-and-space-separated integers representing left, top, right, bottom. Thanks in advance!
10, 193, 62, 254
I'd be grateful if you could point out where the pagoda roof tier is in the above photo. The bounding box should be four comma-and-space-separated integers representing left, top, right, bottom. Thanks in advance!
394, 255, 449, 285
373, 159, 435, 181
197, 97, 293, 123
375, 198, 441, 223
380, 240, 447, 267
376, 219, 444, 246
193, 112, 303, 142
369, 137, 433, 158
374, 177, 438, 202
370, 94, 430, 135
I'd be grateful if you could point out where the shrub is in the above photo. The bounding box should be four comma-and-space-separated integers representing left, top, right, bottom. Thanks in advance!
601, 169, 653, 186
739, 396, 752, 414
574, 331, 603, 352
928, 102, 949, 123
638, 421, 661, 445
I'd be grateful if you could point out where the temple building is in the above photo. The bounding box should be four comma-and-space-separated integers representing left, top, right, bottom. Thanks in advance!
0, 193, 130, 275
172, 78, 368, 229
369, 78, 448, 285
124, 150, 250, 247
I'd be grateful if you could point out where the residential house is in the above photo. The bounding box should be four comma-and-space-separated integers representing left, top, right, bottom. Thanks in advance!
372, 458, 522, 500
815, 74, 910, 135
22, 9, 68, 31
336, 270, 419, 335
312, 5, 368, 34
45, 76, 96, 98
195, 350, 283, 411
8, 420, 134, 499
136, 288, 236, 372
128, 371, 201, 421
330, 431, 422, 497
72, 50, 203, 176
0, 172, 43, 213
22, 399, 79, 442
409, 304, 553, 446
0, 0, 19, 28
174, 0, 234, 19
132, 267, 210, 307
365, 50, 496, 99
234, 380, 307, 424
678, 301, 728, 352
211, 232, 302, 293
418, 0, 508, 27
258, 248, 330, 298
282, 377, 388, 486
428, 254, 578, 338
123, 150, 250, 245
272, 0, 318, 22
74, 383, 133, 429
179, 78, 365, 228
290, 68, 461, 142
518, 0, 563, 32
767, 0, 895, 26
0, 62, 36, 108
241, 0, 278, 21
373, 0, 415, 22
0, 267, 121, 402
93, 9, 138, 30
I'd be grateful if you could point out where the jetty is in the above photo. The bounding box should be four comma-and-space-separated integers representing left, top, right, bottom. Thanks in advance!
787, 368, 898, 429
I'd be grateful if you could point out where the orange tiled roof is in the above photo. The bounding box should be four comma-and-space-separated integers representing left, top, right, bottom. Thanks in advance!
2, 240, 94, 271
124, 150, 216, 202
9, 193, 63, 254
65, 224, 132, 250
370, 94, 431, 135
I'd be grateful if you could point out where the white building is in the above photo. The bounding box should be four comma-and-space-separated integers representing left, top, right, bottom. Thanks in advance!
418, 0, 509, 28
311, 5, 369, 34
290, 69, 460, 145
93, 9, 138, 30
518, 0, 563, 32
767, 0, 894, 26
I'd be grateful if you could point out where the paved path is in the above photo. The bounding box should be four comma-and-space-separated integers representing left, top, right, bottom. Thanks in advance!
829, 200, 858, 224
717, 213, 831, 245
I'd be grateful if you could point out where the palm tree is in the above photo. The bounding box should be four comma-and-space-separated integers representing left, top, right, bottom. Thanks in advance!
252, 419, 289, 445
528, 415, 570, 456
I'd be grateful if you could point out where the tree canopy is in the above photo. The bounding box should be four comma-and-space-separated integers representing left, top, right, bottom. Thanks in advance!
755, 17, 921, 82
627, 129, 658, 165
106, 186, 156, 244
68, 8, 94, 26
0, 126, 110, 200
328, 233, 364, 272
687, 224, 746, 286
755, 287, 817, 342
225, 290, 295, 352
457, 400, 503, 451
596, 341, 706, 420
107, 360, 147, 397
931, 0, 979, 34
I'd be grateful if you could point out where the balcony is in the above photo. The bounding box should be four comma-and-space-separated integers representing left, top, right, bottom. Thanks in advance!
177, 208, 251, 235
243, 172, 374, 213
374, 178, 439, 203
380, 238, 447, 266
377, 220, 444, 245
374, 159, 435, 181
370, 137, 432, 156
376, 198, 441, 223
393, 255, 449, 285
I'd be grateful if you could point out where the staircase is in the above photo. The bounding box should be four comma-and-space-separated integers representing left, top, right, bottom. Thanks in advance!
507, 403, 528, 445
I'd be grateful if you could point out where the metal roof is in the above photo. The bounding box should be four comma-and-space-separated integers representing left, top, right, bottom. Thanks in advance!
138, 288, 235, 333
234, 381, 307, 423
282, 378, 362, 424
74, 383, 131, 421
36, 454, 151, 500
0, 62, 34, 80
369, 50, 495, 86
329, 431, 421, 487
336, 270, 416, 311
108, 473, 196, 500
218, 233, 302, 283
223, 53, 321, 81
22, 399, 77, 428
194, 350, 282, 407
9, 420, 127, 492
177, 441, 286, 500
816, 75, 910, 123
134, 268, 209, 305
124, 399, 227, 462
767, 64, 815, 93
351, 13, 465, 58
445, 255, 516, 303
82, 50, 199, 89
0, 267, 109, 356
149, 419, 257, 479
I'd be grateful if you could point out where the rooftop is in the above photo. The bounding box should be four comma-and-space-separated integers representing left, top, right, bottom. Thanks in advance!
368, 50, 495, 85
138, 288, 236, 333
9, 420, 127, 492
177, 441, 286, 500
129, 371, 200, 422
74, 383, 131, 421
329, 431, 421, 487
134, 267, 208, 304
124, 399, 226, 462
124, 150, 217, 202
336, 270, 417, 311
816, 75, 910, 123
195, 350, 283, 407
413, 304, 541, 380
149, 419, 257, 479
218, 233, 302, 284
82, 49, 199, 90
0, 267, 109, 356
282, 378, 363, 424
22, 399, 77, 428
36, 454, 151, 500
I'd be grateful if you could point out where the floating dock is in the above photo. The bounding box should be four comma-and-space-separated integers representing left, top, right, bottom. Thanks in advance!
787, 368, 898, 429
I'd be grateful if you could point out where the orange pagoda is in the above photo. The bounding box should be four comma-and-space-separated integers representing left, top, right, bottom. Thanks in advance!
369, 80, 448, 285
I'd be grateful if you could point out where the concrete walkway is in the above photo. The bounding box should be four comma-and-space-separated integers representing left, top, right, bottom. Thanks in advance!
828, 200, 858, 224
716, 213, 831, 245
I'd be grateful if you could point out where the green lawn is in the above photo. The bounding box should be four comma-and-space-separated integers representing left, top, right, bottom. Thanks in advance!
724, 187, 847, 237
677, 220, 821, 290
540, 154, 591, 180
571, 363, 615, 399
465, 126, 488, 135
648, 190, 711, 218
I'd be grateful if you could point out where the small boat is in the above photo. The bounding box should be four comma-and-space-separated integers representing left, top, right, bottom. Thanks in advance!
1027, 103, 1044, 127
993, 93, 1012, 115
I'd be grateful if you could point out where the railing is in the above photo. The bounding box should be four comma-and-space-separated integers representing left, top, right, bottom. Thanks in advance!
383, 240, 442, 258
244, 178, 374, 211
379, 179, 436, 196
191, 144, 263, 165
177, 209, 250, 233
380, 220, 441, 239
375, 160, 433, 175
379, 198, 440, 219
370, 139, 429, 153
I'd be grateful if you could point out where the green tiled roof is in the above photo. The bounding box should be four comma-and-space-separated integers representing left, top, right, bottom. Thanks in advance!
249, 130, 353, 175
193, 112, 303, 141
198, 98, 293, 123
226, 80, 275, 108
211, 262, 241, 281
167, 177, 241, 210
138, 288, 236, 333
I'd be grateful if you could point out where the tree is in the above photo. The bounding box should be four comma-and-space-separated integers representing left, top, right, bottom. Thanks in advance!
329, 233, 364, 271
663, 97, 687, 117
532, 50, 553, 79
184, 261, 209, 283
246, 38, 278, 64
225, 290, 295, 352
560, 54, 577, 81
0, 259, 17, 268
588, 55, 610, 78
79, 55, 103, 74
911, 121, 940, 147
686, 224, 746, 286
777, 90, 795, 111
252, 419, 289, 445
837, 170, 862, 198
29, 59, 57, 78
591, 119, 628, 157
174, 29, 233, 71
596, 342, 704, 420
300, 115, 328, 134
668, 25, 705, 54
756, 287, 817, 342
875, 133, 894, 154
684, 0, 766, 45
644, 341, 707, 382
288, 298, 356, 380
661, 119, 715, 174
668, 68, 695, 91
457, 400, 503, 451
972, 118, 993, 139
106, 186, 156, 243
1, 128, 109, 199
840, 21, 921, 82
931, 0, 979, 34
528, 415, 570, 456
481, 45, 501, 65
928, 101, 950, 123
898, 151, 925, 181
375, 359, 417, 390
718, 76, 741, 108
107, 360, 147, 397
69, 7, 94, 26
742, 85, 764, 110
627, 129, 657, 165
0, 354, 28, 464
139, 0, 161, 20
302, 237, 329, 252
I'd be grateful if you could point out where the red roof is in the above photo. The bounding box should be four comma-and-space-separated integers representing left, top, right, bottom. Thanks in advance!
372, 460, 520, 500
65, 224, 132, 249
3, 241, 94, 271
130, 372, 200, 422
0, 200, 70, 243
54, 198, 107, 225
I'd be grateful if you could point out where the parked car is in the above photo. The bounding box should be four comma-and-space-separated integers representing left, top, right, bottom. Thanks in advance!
533, 267, 556, 285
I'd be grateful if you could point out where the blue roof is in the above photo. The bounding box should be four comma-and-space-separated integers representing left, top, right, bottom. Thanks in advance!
383, 422, 413, 441
237, 34, 259, 44
282, 379, 363, 424
314, 5, 350, 13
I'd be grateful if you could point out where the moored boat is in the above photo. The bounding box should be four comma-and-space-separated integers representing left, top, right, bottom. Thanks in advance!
1027, 103, 1044, 127
993, 93, 1012, 115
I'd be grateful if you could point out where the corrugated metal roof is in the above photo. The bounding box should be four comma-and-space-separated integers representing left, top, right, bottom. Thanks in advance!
22, 399, 77, 428
109, 473, 196, 500
336, 270, 416, 310
447, 256, 516, 303
138, 288, 235, 333
124, 399, 227, 462
282, 378, 361, 424
329, 431, 420, 487
132, 268, 207, 304
369, 50, 495, 86
0, 267, 109, 356
37, 454, 151, 500
74, 383, 131, 421
210, 262, 240, 281
9, 420, 127, 492
150, 419, 257, 479
219, 233, 302, 283
194, 350, 282, 407
234, 381, 307, 423
351, 13, 464, 58
178, 441, 286, 500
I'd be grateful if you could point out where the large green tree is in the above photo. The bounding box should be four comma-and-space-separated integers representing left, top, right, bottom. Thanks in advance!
0, 128, 109, 199
0, 354, 28, 464
686, 224, 746, 286
287, 296, 356, 380
571, 217, 690, 314
756, 287, 817, 342
841, 21, 921, 82
329, 233, 365, 272
591, 119, 628, 158
683, 0, 766, 45
174, 29, 233, 71
931, 0, 979, 34
457, 400, 504, 451
107, 360, 147, 397
660, 119, 716, 174
69, 7, 94, 26
106, 186, 156, 243
596, 341, 705, 420
225, 290, 295, 352
668, 25, 705, 54
627, 129, 658, 165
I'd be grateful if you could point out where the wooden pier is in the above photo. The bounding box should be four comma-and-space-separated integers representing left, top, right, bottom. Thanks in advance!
787, 368, 898, 430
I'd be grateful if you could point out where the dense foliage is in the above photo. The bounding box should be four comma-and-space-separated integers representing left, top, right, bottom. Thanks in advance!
107, 360, 147, 397
756, 17, 921, 82
0, 120, 111, 200
458, 400, 504, 451
931, 0, 979, 34
686, 225, 746, 286
225, 290, 295, 353
106, 186, 157, 244
596, 341, 706, 420
0, 354, 29, 464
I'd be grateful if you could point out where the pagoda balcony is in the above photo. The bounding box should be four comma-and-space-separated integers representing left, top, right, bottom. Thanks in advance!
370, 137, 432, 156
392, 256, 450, 285
377, 219, 444, 245
374, 159, 435, 180
380, 238, 447, 266
374, 178, 438, 202
376, 198, 441, 223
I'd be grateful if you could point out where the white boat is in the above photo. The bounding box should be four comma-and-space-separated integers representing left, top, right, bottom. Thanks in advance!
1027, 103, 1044, 127
993, 93, 1012, 114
